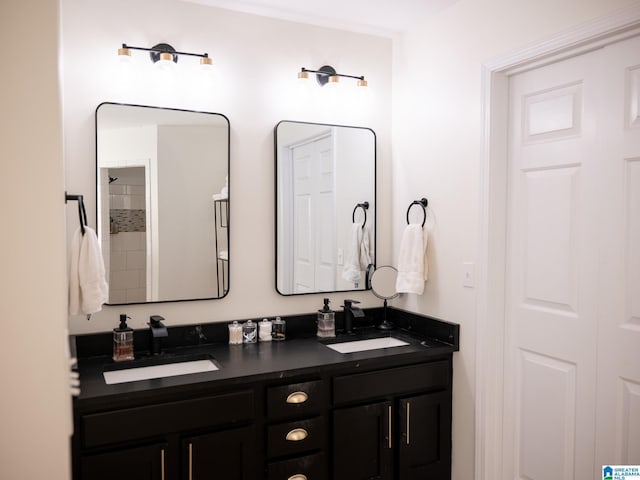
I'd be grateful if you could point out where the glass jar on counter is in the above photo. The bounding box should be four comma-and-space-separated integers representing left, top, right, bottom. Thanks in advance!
228, 321, 242, 345
242, 319, 257, 344
272, 317, 286, 341
259, 318, 272, 342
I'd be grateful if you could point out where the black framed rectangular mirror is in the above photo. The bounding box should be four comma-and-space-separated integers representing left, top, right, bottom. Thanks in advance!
275, 120, 376, 295
96, 103, 230, 304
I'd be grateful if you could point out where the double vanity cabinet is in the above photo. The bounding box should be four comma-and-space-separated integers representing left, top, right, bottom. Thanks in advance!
72, 314, 458, 480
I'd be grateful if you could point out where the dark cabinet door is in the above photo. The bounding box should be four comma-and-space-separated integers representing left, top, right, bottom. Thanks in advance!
333, 401, 393, 480
80, 442, 167, 480
184, 425, 256, 480
398, 392, 451, 480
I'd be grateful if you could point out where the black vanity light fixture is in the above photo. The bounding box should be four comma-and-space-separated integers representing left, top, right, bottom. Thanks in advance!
298, 65, 368, 87
118, 43, 213, 70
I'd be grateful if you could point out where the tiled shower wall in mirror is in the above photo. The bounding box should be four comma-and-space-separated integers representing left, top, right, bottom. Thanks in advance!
108, 167, 146, 303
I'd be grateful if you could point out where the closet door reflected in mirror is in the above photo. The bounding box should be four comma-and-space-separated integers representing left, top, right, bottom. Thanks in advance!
275, 120, 376, 295
96, 103, 230, 304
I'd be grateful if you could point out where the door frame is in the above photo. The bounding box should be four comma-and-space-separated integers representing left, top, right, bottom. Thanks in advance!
475, 5, 640, 480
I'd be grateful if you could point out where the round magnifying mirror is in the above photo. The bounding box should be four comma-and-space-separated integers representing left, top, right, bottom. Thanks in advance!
368, 265, 399, 330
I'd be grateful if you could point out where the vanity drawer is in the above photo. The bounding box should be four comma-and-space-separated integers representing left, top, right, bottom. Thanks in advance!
333, 361, 449, 405
267, 452, 327, 480
82, 390, 254, 448
267, 416, 325, 459
267, 379, 325, 420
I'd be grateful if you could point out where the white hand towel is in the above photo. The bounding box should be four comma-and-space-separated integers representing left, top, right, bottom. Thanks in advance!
68, 227, 83, 315
342, 223, 363, 283
69, 226, 108, 315
360, 224, 372, 270
395, 224, 429, 294
342, 223, 365, 284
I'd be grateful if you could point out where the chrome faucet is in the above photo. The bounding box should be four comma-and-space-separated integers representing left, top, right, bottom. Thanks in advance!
149, 315, 168, 355
342, 299, 364, 334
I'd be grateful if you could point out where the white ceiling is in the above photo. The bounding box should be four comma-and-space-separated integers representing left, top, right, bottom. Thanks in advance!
181, 0, 459, 37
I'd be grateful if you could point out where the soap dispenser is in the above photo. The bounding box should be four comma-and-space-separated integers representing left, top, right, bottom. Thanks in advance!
113, 314, 134, 362
317, 298, 336, 338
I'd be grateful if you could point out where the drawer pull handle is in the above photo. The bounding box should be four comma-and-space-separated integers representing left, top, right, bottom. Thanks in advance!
286, 428, 309, 442
188, 443, 193, 480
286, 391, 308, 404
406, 402, 411, 445
388, 405, 392, 449
161, 448, 166, 480
288, 475, 307, 480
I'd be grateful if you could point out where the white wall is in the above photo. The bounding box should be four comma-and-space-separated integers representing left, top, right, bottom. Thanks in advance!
157, 125, 224, 299
62, 0, 392, 334
391, 1, 639, 479
0, 1, 72, 479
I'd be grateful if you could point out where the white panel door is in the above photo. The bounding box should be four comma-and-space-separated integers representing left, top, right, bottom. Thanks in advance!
594, 35, 640, 468
504, 34, 640, 480
292, 143, 314, 293
315, 138, 337, 291
505, 51, 600, 480
292, 135, 336, 293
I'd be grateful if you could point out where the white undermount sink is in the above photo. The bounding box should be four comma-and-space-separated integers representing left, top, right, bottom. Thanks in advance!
103, 357, 219, 385
325, 336, 410, 354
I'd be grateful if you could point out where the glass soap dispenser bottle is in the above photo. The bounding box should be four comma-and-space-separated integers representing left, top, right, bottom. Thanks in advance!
113, 314, 134, 362
317, 298, 336, 338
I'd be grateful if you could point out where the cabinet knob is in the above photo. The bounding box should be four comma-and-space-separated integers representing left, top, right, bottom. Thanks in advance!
288, 475, 307, 480
285, 428, 309, 442
286, 391, 309, 404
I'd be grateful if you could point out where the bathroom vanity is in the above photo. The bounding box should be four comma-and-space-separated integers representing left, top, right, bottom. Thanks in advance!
72, 309, 458, 480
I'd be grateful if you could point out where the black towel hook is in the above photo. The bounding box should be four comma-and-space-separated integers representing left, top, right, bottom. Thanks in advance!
406, 197, 428, 227
352, 201, 369, 228
65, 192, 87, 235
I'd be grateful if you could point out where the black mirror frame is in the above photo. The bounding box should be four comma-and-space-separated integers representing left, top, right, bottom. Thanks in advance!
274, 119, 377, 296
95, 102, 231, 305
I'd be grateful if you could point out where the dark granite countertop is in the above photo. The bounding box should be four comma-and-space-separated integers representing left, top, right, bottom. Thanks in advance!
73, 308, 459, 410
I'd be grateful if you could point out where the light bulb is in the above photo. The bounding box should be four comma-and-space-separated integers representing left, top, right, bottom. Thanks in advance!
155, 52, 176, 71
200, 55, 213, 71
325, 75, 339, 90
200, 59, 214, 79
117, 46, 132, 63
